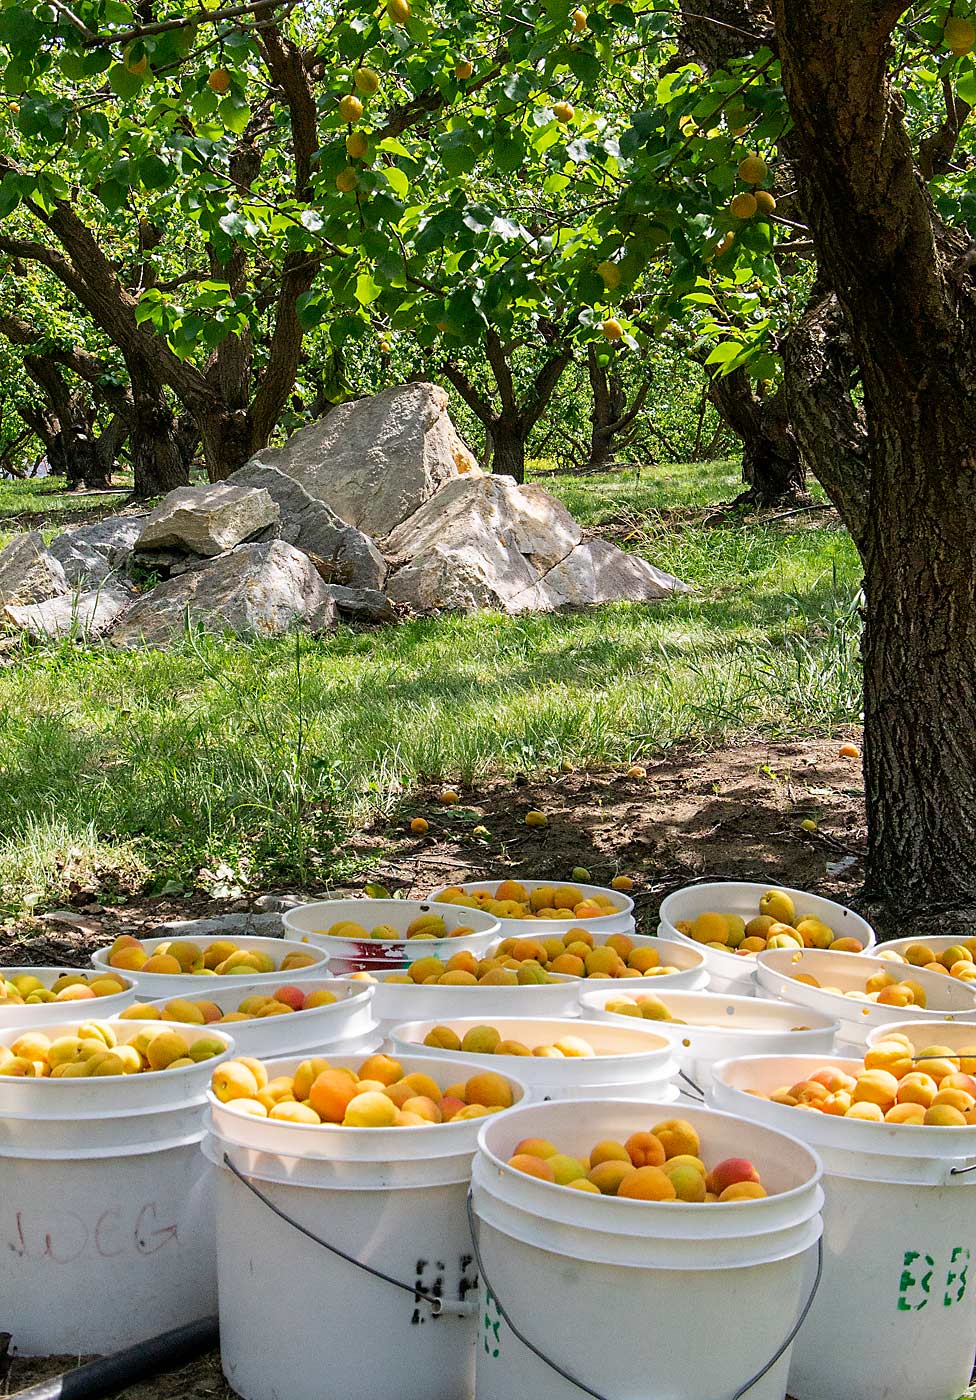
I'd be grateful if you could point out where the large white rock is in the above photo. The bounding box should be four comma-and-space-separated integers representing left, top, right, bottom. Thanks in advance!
109, 541, 337, 648
383, 474, 688, 614
3, 581, 135, 639
49, 516, 147, 587
137, 483, 279, 557
542, 538, 690, 607
0, 531, 68, 606
226, 462, 386, 589
248, 383, 478, 539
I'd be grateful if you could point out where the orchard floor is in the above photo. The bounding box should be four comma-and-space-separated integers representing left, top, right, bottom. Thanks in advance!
0, 735, 867, 964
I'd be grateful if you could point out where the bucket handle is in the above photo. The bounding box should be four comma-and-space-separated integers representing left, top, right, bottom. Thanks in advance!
223, 1153, 477, 1318
465, 1189, 824, 1400
678, 1068, 705, 1102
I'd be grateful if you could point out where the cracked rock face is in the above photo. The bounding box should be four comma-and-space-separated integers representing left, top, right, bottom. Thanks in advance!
49, 515, 148, 588
3, 580, 135, 639
226, 462, 387, 590
247, 381, 478, 539
382, 473, 689, 613
137, 483, 279, 557
109, 540, 337, 647
0, 531, 68, 606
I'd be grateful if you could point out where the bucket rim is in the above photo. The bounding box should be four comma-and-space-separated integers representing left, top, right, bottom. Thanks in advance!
579, 986, 840, 1036
475, 1096, 824, 1217
388, 1016, 675, 1061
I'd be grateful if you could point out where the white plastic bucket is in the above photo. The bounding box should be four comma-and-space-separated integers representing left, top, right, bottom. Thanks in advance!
755, 947, 976, 1050
873, 932, 976, 967
134, 981, 378, 1058
427, 879, 635, 936
0, 1020, 233, 1355
207, 1051, 529, 1400
283, 898, 501, 967
579, 987, 839, 1091
389, 1018, 680, 1103
658, 882, 876, 996
711, 1053, 976, 1400
471, 1098, 823, 1400
332, 972, 582, 1033
487, 932, 711, 990
865, 1018, 976, 1056
0, 965, 136, 1027
91, 933, 329, 997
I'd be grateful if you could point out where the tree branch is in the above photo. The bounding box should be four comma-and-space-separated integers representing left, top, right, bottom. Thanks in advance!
441, 361, 493, 424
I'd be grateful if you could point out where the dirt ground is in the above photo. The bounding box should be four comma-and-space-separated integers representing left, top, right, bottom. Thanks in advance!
2, 736, 868, 1398
1, 735, 869, 971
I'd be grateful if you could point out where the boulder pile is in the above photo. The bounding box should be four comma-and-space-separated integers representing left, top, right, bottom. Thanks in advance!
0, 382, 688, 646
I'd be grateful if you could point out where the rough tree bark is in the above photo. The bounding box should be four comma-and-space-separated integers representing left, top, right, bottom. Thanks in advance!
706, 368, 808, 507
771, 0, 976, 909
442, 324, 573, 483
585, 345, 650, 472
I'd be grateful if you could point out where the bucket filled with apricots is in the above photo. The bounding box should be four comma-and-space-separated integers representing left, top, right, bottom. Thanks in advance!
712, 1048, 976, 1156
283, 898, 502, 971
580, 986, 839, 1089
0, 1018, 232, 1152
756, 947, 976, 1048
334, 953, 583, 1028
0, 967, 136, 1026
480, 928, 708, 989
208, 1050, 527, 1144
470, 1100, 823, 1400
120, 980, 378, 1058
873, 934, 976, 983
390, 1017, 680, 1102
428, 877, 636, 935
92, 933, 327, 996
659, 882, 875, 996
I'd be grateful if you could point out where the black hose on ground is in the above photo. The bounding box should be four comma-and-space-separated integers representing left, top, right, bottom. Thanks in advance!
8, 1317, 219, 1400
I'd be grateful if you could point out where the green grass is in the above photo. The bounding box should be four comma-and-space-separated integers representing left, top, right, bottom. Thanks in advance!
0, 459, 862, 913
0, 476, 129, 548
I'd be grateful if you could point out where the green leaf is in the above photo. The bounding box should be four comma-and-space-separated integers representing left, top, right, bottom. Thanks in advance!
384, 166, 410, 197
705, 340, 745, 366
109, 62, 145, 99
364, 882, 392, 899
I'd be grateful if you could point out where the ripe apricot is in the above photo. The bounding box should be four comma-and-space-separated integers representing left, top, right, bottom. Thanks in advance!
624, 1131, 666, 1168
589, 1140, 631, 1167
719, 1181, 767, 1201
270, 1102, 321, 1124
425, 1026, 462, 1051
588, 1160, 637, 1194
511, 1139, 556, 1163
212, 1061, 260, 1102
464, 1071, 513, 1108
664, 1162, 707, 1201
343, 1091, 398, 1127
455, 1023, 498, 1055
618, 1166, 676, 1201
309, 1069, 360, 1122
394, 1073, 439, 1102
924, 1104, 967, 1126
846, 1102, 885, 1121
652, 1119, 700, 1160
885, 1103, 926, 1125
509, 1154, 556, 1180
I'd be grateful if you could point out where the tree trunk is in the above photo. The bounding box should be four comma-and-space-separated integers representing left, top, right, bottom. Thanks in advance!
198, 407, 255, 482
128, 366, 189, 498
860, 417, 976, 907
771, 0, 976, 909
707, 368, 808, 508
488, 418, 528, 483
